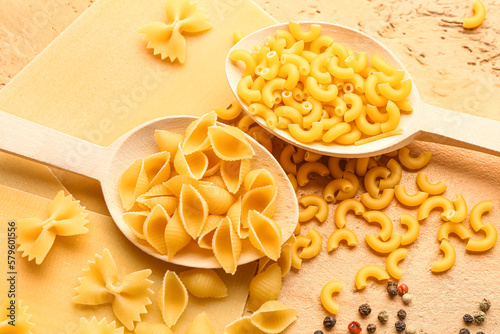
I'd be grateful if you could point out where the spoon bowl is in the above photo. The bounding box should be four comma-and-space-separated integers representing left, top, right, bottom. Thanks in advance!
0, 112, 298, 268
226, 21, 500, 158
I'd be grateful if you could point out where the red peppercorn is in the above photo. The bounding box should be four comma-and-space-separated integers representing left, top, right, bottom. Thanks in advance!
348, 321, 362, 334
398, 283, 408, 296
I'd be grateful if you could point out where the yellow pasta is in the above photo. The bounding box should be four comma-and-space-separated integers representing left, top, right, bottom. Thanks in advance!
322, 122, 351, 143
337, 172, 360, 200
119, 158, 149, 210
238, 114, 256, 132
463, 0, 486, 29
334, 199, 365, 229
179, 184, 209, 239
298, 195, 329, 222
143, 205, 169, 255
320, 280, 342, 315
247, 263, 282, 312
379, 159, 402, 190
394, 185, 429, 207
288, 174, 298, 191
362, 210, 394, 241
417, 196, 454, 221
360, 189, 395, 210
0, 299, 35, 334
212, 217, 242, 274
398, 147, 432, 169
354, 265, 390, 290
400, 213, 420, 246
163, 174, 208, 197
224, 316, 265, 334
469, 200, 493, 232
288, 21, 321, 42
281, 53, 310, 76
237, 75, 262, 101
278, 235, 296, 277
323, 178, 354, 203
291, 236, 311, 270
327, 228, 358, 251
416, 173, 447, 195
248, 210, 282, 261
279, 145, 297, 175
365, 233, 402, 254
437, 222, 472, 241
165, 210, 192, 259
241, 185, 277, 228
296, 162, 330, 187
174, 144, 208, 180
299, 205, 319, 223
155, 130, 184, 157
345, 52, 368, 72
182, 111, 217, 154
158, 270, 188, 328
466, 222, 498, 252
364, 75, 388, 107
288, 122, 324, 143
248, 103, 278, 129
355, 106, 381, 136
363, 166, 391, 198
310, 52, 332, 84
381, 101, 401, 133
230, 50, 257, 76
300, 228, 322, 259
443, 193, 468, 223
251, 300, 298, 333
178, 269, 227, 298
220, 159, 251, 194
244, 169, 276, 191
208, 126, 255, 161
80, 317, 125, 334
197, 184, 234, 215
386, 248, 407, 280
123, 211, 149, 240
214, 100, 242, 121
431, 239, 456, 273
186, 312, 215, 334
373, 69, 405, 86
143, 151, 172, 188
378, 79, 412, 101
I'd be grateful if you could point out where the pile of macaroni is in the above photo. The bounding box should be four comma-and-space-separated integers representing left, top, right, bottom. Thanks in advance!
230, 21, 412, 146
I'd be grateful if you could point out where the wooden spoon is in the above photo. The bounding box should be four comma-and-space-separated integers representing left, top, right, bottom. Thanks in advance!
226, 21, 500, 158
0, 111, 298, 268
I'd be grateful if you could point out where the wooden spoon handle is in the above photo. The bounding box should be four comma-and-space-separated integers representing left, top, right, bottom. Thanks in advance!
0, 110, 109, 180
417, 103, 500, 157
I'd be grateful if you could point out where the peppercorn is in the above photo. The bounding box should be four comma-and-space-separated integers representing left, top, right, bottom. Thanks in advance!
459, 329, 470, 334
406, 325, 416, 334
395, 320, 406, 332
473, 311, 485, 323
463, 314, 474, 324
348, 321, 362, 334
387, 281, 398, 297
367, 323, 376, 333
398, 283, 409, 296
323, 316, 336, 328
402, 293, 412, 304
359, 303, 372, 316
378, 310, 389, 323
479, 298, 491, 312
397, 309, 406, 320
314, 331, 324, 334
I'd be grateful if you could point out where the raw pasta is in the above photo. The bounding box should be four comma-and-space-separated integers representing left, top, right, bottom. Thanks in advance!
135, 322, 173, 334
212, 217, 242, 274
250, 300, 298, 333
0, 299, 35, 333
80, 317, 124, 334
178, 268, 228, 298
158, 270, 188, 328
247, 263, 282, 312
185, 312, 215, 334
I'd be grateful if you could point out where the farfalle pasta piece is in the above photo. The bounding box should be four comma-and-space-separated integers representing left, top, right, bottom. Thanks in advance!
179, 184, 209, 239
247, 263, 282, 312
208, 126, 255, 161
135, 322, 173, 334
143, 205, 170, 255
186, 312, 215, 334
248, 210, 282, 261
143, 151, 172, 188
158, 270, 188, 328
221, 159, 251, 194
178, 268, 228, 298
138, 0, 212, 63
250, 300, 298, 333
212, 217, 242, 274
119, 158, 149, 210
123, 211, 149, 239
182, 111, 217, 154
173, 143, 208, 180
0, 299, 35, 333
80, 317, 124, 334
17, 190, 89, 264
73, 249, 153, 330
164, 210, 192, 260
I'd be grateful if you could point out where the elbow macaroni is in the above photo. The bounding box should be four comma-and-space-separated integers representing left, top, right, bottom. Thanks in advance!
365, 233, 402, 254
296, 162, 330, 187
400, 213, 420, 246
463, 0, 486, 29
300, 228, 322, 259
354, 265, 390, 290
327, 228, 358, 251
334, 199, 365, 229
320, 280, 342, 314
398, 147, 432, 169
416, 173, 447, 195
394, 185, 429, 207
431, 239, 456, 273
298, 195, 329, 222
386, 248, 407, 280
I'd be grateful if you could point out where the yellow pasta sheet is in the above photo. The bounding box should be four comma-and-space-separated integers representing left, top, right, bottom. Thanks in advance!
0, 185, 257, 333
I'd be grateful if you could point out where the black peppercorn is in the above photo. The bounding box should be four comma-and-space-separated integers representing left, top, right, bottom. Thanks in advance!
395, 321, 406, 332
367, 323, 377, 333
397, 309, 406, 320
314, 331, 324, 334
387, 281, 398, 297
359, 303, 372, 316
459, 329, 470, 334
323, 316, 336, 328
463, 313, 474, 324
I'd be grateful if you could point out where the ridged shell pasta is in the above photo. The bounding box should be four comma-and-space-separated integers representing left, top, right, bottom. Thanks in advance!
227, 197, 246, 238
212, 217, 242, 274
241, 185, 277, 229
277, 235, 296, 277
0, 299, 35, 333
220, 159, 251, 194
143, 205, 170, 255
136, 196, 179, 216
250, 300, 298, 333
173, 144, 208, 180
248, 210, 282, 261
197, 184, 235, 215
158, 271, 188, 328
135, 322, 173, 334
154, 129, 184, 157
208, 126, 255, 161
143, 151, 172, 188
247, 263, 282, 312
185, 312, 215, 334
163, 175, 210, 197
179, 184, 209, 239
203, 148, 222, 177
178, 268, 228, 298
182, 111, 217, 154
244, 169, 277, 191
224, 316, 266, 334
119, 158, 149, 210
164, 210, 192, 260
80, 317, 124, 334
198, 215, 223, 249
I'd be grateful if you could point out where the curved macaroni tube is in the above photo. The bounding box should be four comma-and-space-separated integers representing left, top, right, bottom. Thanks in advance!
364, 166, 391, 198
373, 69, 405, 86
237, 115, 256, 132
362, 211, 394, 241
334, 199, 365, 229
344, 159, 356, 174
360, 189, 395, 210
291, 236, 311, 269
214, 100, 242, 121
248, 127, 273, 153
348, 74, 365, 93
327, 57, 354, 80
237, 76, 262, 101
378, 79, 412, 101
294, 221, 301, 235
355, 157, 370, 177
281, 40, 305, 56
322, 122, 351, 143
431, 239, 456, 272
381, 101, 401, 133
335, 123, 362, 145
395, 99, 413, 113
320, 113, 342, 131
288, 21, 321, 42
275, 106, 303, 125
327, 43, 350, 64
343, 93, 363, 123
262, 78, 286, 108
281, 54, 310, 76
354, 265, 390, 290
469, 200, 493, 232
398, 147, 432, 169
343, 82, 355, 94
364, 75, 388, 107
386, 248, 407, 280
443, 193, 467, 223
296, 162, 330, 187
327, 157, 348, 179
365, 233, 402, 254
371, 54, 396, 75
366, 104, 389, 123
248, 103, 278, 129
278, 63, 300, 90
260, 52, 281, 81
277, 117, 292, 129
298, 195, 329, 222
394, 185, 429, 207
300, 228, 322, 259
230, 49, 257, 76
306, 77, 338, 102
355, 106, 381, 136
292, 147, 306, 164
288, 122, 324, 143
463, 0, 486, 29
345, 52, 368, 73
282, 91, 312, 115
250, 76, 266, 91
320, 280, 342, 314
292, 87, 305, 101
437, 222, 472, 241
327, 228, 358, 251
310, 52, 332, 84
324, 179, 354, 203
417, 196, 454, 221
466, 223, 497, 252
276, 30, 295, 48
416, 173, 447, 195
337, 172, 360, 201
280, 145, 297, 175
299, 205, 319, 223
287, 174, 298, 192
379, 159, 402, 190
304, 151, 322, 162
400, 213, 419, 246
303, 97, 324, 128
310, 35, 334, 54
